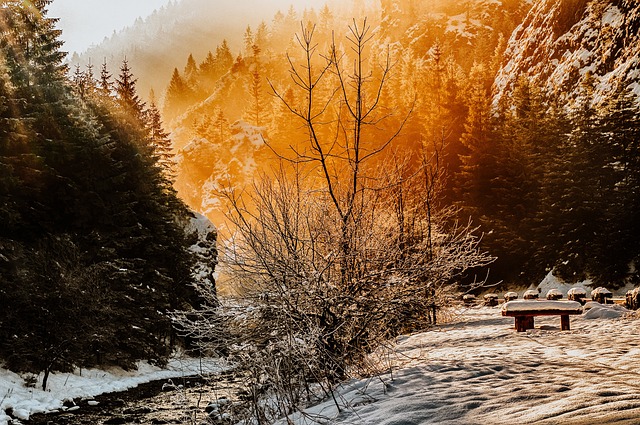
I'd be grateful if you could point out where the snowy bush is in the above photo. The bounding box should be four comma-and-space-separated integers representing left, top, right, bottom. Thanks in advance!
591, 287, 613, 304
546, 289, 563, 300
504, 291, 518, 302
567, 287, 587, 304
173, 20, 494, 424
483, 294, 499, 306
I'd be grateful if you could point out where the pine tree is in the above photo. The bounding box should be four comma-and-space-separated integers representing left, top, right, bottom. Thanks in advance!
542, 98, 603, 281
318, 4, 334, 41
243, 25, 254, 56
115, 58, 146, 120
245, 45, 265, 127
184, 53, 198, 85
147, 95, 176, 181
215, 40, 234, 74
0, 1, 203, 382
164, 67, 194, 121
98, 59, 113, 95
255, 21, 269, 54
588, 87, 640, 284
457, 63, 496, 216
213, 107, 229, 144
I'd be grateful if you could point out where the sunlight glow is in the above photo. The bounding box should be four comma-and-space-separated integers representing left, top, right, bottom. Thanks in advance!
48, 0, 173, 53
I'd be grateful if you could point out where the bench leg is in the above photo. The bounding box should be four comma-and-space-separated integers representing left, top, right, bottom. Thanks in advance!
524, 316, 534, 330
561, 315, 570, 331
515, 316, 535, 332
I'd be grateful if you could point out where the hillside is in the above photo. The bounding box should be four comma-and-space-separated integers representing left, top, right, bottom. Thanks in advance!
494, 0, 640, 109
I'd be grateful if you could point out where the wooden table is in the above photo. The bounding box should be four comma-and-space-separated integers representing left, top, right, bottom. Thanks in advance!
501, 300, 583, 332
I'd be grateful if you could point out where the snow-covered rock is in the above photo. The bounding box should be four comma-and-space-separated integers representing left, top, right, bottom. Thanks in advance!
182, 211, 218, 301
568, 287, 587, 296
582, 302, 627, 319
591, 286, 613, 303
504, 291, 518, 301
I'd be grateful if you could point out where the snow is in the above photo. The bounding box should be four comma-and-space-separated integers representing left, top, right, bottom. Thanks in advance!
591, 286, 613, 296
281, 305, 640, 424
535, 271, 591, 295
230, 120, 265, 149
601, 5, 623, 28
4, 303, 640, 425
502, 300, 582, 313
582, 302, 627, 320
0, 357, 224, 424
568, 287, 587, 296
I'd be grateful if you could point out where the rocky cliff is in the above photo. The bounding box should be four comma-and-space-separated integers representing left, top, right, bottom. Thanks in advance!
493, 0, 640, 109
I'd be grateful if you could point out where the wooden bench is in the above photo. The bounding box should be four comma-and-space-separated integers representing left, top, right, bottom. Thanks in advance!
501, 300, 583, 332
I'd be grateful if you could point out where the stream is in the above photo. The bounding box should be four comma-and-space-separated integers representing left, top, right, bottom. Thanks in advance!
23, 372, 243, 425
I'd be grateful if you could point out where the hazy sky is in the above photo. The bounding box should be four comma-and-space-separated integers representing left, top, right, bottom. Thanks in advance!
49, 0, 174, 54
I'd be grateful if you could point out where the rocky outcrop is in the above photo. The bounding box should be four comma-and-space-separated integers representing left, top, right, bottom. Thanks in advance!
493, 0, 640, 109
182, 211, 218, 303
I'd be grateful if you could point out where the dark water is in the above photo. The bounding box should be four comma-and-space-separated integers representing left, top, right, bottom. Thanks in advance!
23, 372, 241, 425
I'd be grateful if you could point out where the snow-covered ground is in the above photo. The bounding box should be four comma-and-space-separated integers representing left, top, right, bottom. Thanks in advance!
0, 357, 224, 424
282, 302, 640, 425
3, 274, 639, 425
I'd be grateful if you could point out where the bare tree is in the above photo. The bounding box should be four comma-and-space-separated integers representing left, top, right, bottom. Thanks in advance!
174, 20, 493, 424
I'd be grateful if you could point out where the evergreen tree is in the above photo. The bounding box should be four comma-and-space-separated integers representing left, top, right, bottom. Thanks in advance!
147, 96, 176, 181
588, 87, 640, 284
164, 67, 194, 121
243, 25, 254, 56
318, 4, 334, 41
215, 40, 234, 74
0, 1, 203, 384
457, 63, 496, 218
536, 97, 595, 281
213, 107, 230, 144
255, 21, 269, 54
115, 58, 146, 121
184, 53, 198, 86
245, 45, 265, 127
98, 58, 113, 95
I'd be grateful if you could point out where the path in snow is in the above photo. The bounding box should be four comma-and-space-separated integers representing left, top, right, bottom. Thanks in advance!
287, 306, 640, 425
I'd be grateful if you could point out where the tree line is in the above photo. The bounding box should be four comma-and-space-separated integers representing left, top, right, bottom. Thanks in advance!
0, 0, 204, 390
458, 77, 640, 287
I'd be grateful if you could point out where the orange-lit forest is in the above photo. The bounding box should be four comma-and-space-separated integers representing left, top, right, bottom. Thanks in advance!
158, 0, 528, 285
130, 0, 639, 289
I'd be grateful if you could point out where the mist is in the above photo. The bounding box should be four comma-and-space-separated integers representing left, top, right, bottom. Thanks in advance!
69, 0, 346, 99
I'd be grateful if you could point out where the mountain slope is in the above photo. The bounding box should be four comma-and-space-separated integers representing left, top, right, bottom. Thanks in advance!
494, 0, 640, 109
71, 0, 334, 99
